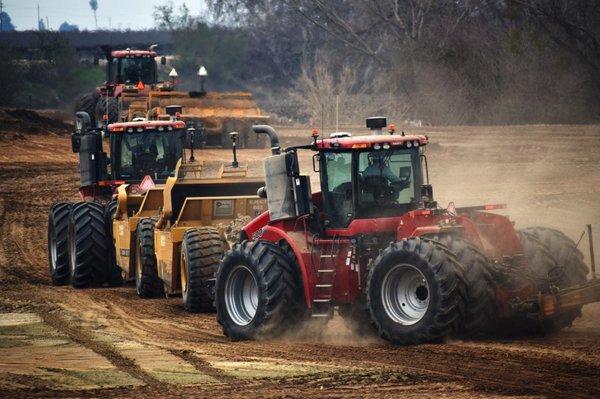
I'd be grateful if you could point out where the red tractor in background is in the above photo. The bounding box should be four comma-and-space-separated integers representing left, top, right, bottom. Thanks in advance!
74, 46, 164, 129
215, 117, 600, 344
74, 45, 268, 148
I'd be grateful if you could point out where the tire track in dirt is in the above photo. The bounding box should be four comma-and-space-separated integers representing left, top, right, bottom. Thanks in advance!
0, 180, 164, 390
35, 307, 163, 389
223, 340, 599, 398
167, 349, 238, 384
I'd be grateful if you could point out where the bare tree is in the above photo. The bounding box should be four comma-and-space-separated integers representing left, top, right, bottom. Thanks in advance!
89, 0, 98, 30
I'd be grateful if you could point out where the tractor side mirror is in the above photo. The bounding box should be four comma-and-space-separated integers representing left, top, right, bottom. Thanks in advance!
160, 56, 167, 65
312, 154, 320, 173
71, 133, 81, 153
257, 186, 267, 198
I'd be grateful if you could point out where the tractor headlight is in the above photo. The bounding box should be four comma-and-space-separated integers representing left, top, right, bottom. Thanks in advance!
406, 141, 413, 148
413, 141, 419, 147
382, 143, 390, 150
374, 144, 381, 150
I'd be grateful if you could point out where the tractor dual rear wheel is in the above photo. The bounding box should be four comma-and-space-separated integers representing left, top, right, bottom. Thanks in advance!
48, 202, 72, 285
104, 200, 123, 286
518, 228, 588, 331
367, 237, 467, 345
430, 235, 499, 337
68, 201, 111, 288
74, 91, 99, 119
135, 218, 164, 298
216, 240, 305, 340
95, 97, 119, 128
181, 227, 227, 313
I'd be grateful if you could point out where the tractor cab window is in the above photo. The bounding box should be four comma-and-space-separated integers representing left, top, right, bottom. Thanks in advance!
117, 57, 156, 84
113, 131, 183, 181
321, 152, 353, 228
357, 149, 416, 218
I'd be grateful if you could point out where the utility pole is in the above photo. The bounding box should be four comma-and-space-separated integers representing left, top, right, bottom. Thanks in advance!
1, 0, 4, 32
46, 16, 49, 30
37, 3, 40, 30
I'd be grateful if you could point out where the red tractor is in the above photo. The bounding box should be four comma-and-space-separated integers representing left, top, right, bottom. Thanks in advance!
214, 117, 600, 344
74, 46, 164, 128
74, 45, 268, 148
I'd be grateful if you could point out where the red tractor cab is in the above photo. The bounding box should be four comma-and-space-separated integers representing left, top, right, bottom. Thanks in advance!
214, 117, 600, 345
70, 107, 186, 201
75, 46, 170, 128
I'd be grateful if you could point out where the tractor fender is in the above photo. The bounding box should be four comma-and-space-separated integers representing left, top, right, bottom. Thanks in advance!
240, 210, 270, 241
257, 225, 312, 309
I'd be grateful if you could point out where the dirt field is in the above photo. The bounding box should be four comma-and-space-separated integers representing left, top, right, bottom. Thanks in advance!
1, 121, 599, 398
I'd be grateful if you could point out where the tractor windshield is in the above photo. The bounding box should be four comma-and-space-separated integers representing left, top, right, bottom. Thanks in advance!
356, 149, 417, 217
112, 131, 183, 181
115, 57, 157, 84
320, 147, 421, 228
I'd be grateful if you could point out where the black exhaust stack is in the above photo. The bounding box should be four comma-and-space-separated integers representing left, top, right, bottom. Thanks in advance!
252, 125, 280, 155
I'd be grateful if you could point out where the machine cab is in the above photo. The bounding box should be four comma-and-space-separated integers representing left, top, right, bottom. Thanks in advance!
107, 120, 186, 183
318, 138, 425, 228
255, 118, 429, 232
108, 50, 158, 85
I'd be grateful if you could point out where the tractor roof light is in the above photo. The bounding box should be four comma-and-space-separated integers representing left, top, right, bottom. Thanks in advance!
388, 124, 396, 134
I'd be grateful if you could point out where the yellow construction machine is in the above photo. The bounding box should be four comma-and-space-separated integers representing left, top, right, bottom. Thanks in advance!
111, 132, 267, 311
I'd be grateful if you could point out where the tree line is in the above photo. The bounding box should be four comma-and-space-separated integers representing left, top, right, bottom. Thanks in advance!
203, 0, 600, 125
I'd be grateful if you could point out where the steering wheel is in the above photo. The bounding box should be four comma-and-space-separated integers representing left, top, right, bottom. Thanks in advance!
134, 152, 157, 175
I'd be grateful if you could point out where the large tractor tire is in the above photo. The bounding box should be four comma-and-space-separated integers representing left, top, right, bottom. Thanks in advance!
430, 235, 498, 337
215, 240, 305, 340
68, 201, 111, 288
104, 200, 123, 286
180, 227, 227, 313
367, 237, 467, 345
74, 91, 99, 119
94, 97, 119, 128
134, 218, 164, 298
520, 228, 588, 330
48, 202, 72, 285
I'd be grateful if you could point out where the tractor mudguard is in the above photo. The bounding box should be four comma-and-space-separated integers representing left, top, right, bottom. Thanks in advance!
395, 210, 523, 260
255, 225, 313, 309
241, 210, 270, 241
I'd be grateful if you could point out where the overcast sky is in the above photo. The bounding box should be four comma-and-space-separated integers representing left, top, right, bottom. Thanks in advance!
4, 0, 208, 31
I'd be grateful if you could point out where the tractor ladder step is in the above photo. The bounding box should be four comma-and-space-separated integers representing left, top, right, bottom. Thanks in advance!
312, 267, 336, 318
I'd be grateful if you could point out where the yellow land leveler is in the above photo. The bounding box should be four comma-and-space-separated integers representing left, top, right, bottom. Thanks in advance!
112, 141, 266, 312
